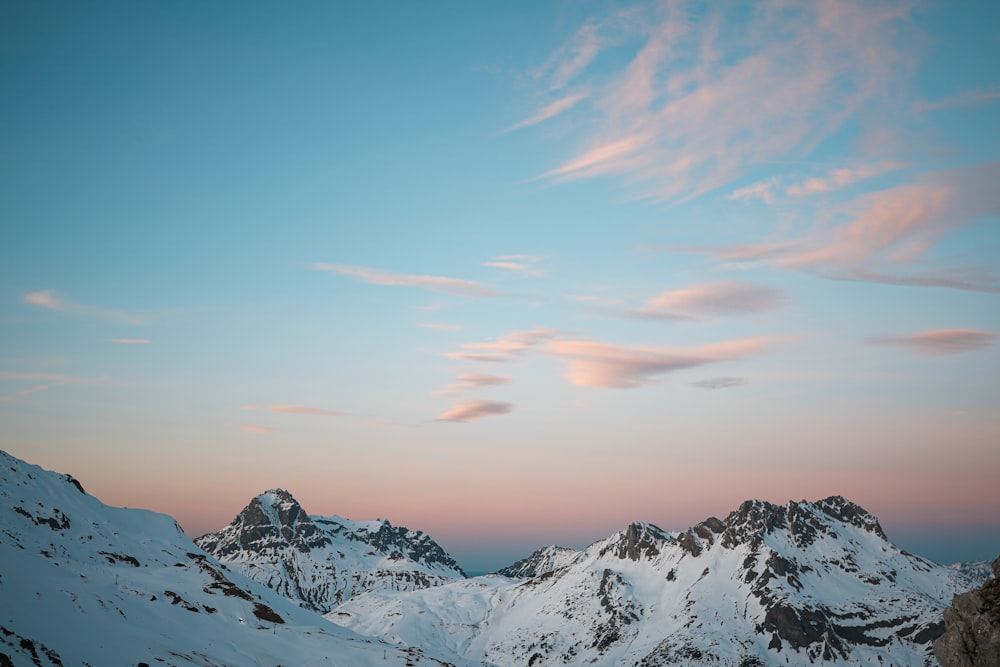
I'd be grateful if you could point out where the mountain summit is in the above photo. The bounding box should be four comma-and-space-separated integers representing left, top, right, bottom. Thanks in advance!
332, 496, 979, 666
196, 489, 465, 612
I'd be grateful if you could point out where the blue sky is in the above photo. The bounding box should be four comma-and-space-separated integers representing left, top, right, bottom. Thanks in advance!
2, 1, 999, 573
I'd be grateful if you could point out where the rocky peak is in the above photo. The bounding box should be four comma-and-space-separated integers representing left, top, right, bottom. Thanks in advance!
497, 545, 578, 579
720, 500, 786, 549
814, 495, 887, 539
196, 488, 330, 556
602, 521, 672, 562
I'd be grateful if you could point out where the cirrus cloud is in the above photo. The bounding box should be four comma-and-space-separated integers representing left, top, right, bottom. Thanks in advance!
444, 328, 559, 363
546, 336, 779, 389
436, 400, 513, 423
24, 290, 144, 325
312, 263, 497, 298
865, 329, 996, 356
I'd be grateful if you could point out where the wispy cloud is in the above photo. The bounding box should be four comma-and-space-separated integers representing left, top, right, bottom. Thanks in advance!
644, 281, 787, 318
24, 290, 144, 325
482, 254, 547, 277
0, 371, 105, 402
508, 92, 588, 131
444, 328, 559, 363
728, 178, 780, 204
242, 405, 345, 417
437, 373, 512, 396
528, 1, 917, 201
785, 162, 900, 197
912, 87, 1000, 113
241, 425, 276, 434
865, 329, 996, 356
546, 336, 778, 389
707, 163, 1000, 292
107, 338, 151, 345
312, 263, 497, 298
690, 376, 748, 390
436, 400, 513, 423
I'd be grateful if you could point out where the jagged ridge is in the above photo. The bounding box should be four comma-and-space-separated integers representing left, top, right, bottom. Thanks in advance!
195, 488, 466, 613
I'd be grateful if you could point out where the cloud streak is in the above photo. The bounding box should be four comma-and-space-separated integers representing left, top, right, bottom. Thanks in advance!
438, 373, 512, 396
0, 372, 105, 402
645, 281, 787, 318
108, 338, 151, 345
24, 290, 144, 325
508, 92, 588, 131
444, 328, 559, 363
436, 400, 513, 423
546, 336, 778, 389
313, 263, 497, 298
690, 377, 748, 390
529, 1, 917, 201
865, 329, 996, 356
706, 163, 1000, 292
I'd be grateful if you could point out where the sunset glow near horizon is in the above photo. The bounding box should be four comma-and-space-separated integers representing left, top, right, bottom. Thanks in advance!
2, 1, 999, 573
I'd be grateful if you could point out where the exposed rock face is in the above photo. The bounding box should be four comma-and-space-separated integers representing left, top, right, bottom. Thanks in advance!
935, 556, 1000, 667
497, 545, 578, 578
334, 495, 974, 667
196, 488, 466, 612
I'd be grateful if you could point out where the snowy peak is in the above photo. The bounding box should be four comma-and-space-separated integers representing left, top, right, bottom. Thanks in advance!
0, 449, 448, 666
718, 495, 886, 551
497, 545, 579, 578
196, 490, 466, 612
196, 488, 330, 557
600, 520, 676, 561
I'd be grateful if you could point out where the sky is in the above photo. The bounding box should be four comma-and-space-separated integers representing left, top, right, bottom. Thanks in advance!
1, 1, 998, 574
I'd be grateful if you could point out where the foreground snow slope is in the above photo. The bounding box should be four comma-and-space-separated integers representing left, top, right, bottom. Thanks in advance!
0, 449, 459, 667
332, 499, 979, 667
196, 488, 465, 613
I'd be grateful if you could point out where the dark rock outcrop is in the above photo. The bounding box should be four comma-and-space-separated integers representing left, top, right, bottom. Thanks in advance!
935, 556, 1000, 667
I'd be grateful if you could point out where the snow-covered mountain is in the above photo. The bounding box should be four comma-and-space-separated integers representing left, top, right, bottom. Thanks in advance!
946, 559, 994, 584
495, 545, 579, 579
195, 488, 466, 613
331, 497, 979, 667
0, 449, 459, 667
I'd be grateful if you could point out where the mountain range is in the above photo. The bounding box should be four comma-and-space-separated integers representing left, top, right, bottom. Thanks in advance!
0, 448, 990, 666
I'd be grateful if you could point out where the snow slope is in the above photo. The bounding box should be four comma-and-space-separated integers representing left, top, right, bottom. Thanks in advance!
196, 489, 466, 613
0, 449, 459, 667
331, 499, 979, 667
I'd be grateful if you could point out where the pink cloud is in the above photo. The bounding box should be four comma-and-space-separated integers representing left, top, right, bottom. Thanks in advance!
436, 400, 513, 423
312, 263, 497, 298
645, 281, 786, 317
728, 178, 779, 204
508, 92, 588, 131
865, 329, 996, 356
108, 338, 151, 345
438, 373, 512, 396
785, 162, 900, 197
529, 1, 917, 201
707, 163, 1000, 291
546, 336, 778, 389
482, 257, 547, 278
241, 425, 276, 434
444, 328, 559, 363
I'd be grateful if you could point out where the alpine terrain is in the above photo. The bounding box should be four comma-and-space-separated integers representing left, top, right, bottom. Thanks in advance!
0, 449, 457, 667
195, 489, 466, 613
330, 497, 981, 667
